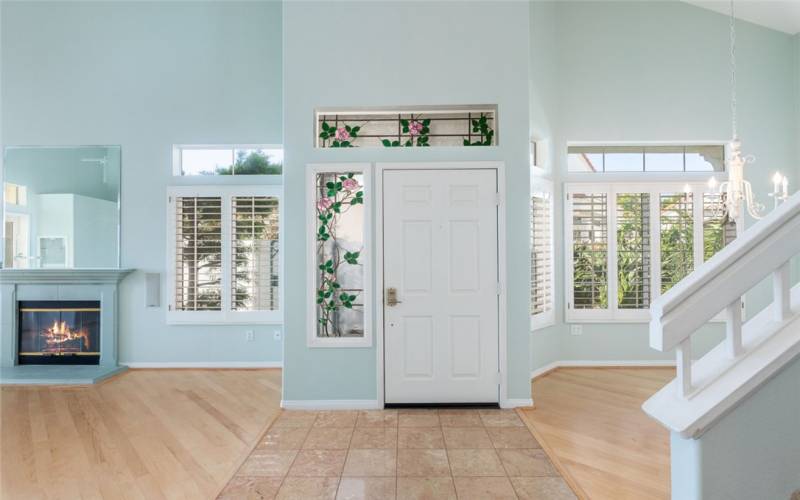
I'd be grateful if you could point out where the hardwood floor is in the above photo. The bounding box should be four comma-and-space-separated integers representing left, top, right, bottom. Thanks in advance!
519, 367, 674, 500
1, 369, 282, 500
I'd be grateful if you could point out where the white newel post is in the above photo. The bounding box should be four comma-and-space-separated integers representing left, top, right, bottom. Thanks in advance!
773, 262, 791, 322
725, 297, 743, 358
676, 339, 692, 398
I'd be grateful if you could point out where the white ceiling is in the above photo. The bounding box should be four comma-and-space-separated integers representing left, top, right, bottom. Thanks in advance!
683, 1, 800, 35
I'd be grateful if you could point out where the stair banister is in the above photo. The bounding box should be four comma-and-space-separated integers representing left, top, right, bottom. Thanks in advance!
649, 191, 800, 398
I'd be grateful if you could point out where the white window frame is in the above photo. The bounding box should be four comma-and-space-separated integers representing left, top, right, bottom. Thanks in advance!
565, 180, 739, 323
306, 163, 372, 348
166, 185, 283, 325
171, 144, 283, 177
531, 168, 555, 331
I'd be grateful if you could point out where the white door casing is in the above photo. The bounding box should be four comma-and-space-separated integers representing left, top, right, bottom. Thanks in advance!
383, 168, 499, 404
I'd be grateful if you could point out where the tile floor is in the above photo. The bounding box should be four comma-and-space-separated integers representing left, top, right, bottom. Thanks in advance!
218, 408, 576, 500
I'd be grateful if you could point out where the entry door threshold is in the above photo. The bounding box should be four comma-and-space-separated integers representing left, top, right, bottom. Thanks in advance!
385, 402, 500, 409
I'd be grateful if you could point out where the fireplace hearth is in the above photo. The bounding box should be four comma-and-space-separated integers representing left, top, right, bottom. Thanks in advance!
18, 301, 101, 365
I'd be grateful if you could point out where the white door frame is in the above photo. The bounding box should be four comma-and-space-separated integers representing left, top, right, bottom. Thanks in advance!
375, 161, 508, 407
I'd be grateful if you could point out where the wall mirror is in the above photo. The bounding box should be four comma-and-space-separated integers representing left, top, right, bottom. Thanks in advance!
3, 146, 121, 269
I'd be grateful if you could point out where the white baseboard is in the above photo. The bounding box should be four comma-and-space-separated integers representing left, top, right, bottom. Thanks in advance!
530, 359, 676, 380
122, 361, 282, 369
281, 399, 383, 410
501, 398, 534, 409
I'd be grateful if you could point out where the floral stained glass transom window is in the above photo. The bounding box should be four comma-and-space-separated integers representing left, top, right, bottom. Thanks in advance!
315, 107, 496, 148
314, 172, 365, 338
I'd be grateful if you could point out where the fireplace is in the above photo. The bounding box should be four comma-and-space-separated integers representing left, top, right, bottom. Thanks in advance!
18, 301, 101, 365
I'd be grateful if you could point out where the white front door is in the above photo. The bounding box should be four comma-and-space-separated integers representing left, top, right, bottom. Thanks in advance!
383, 168, 499, 404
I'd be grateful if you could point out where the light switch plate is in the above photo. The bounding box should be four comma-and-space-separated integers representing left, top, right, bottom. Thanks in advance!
570, 324, 583, 336
245, 330, 255, 342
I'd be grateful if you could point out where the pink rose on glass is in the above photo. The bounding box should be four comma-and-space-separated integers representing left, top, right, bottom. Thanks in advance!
317, 197, 333, 211
342, 178, 359, 191
335, 127, 350, 142
408, 120, 424, 137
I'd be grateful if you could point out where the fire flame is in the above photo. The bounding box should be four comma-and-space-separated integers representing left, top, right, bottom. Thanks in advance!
44, 320, 90, 350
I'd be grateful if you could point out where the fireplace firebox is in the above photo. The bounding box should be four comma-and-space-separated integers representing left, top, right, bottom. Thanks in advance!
18, 301, 101, 365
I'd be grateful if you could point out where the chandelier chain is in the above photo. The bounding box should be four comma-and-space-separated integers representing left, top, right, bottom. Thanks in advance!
729, 0, 737, 140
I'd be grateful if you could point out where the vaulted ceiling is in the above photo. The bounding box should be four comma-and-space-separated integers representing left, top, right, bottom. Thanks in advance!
683, 1, 800, 35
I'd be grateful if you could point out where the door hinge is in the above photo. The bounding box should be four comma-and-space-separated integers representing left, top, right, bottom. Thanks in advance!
496, 282, 502, 296
495, 192, 501, 206
496, 371, 502, 385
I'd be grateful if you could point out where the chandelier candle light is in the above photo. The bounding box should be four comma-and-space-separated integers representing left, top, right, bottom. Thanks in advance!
708, 0, 788, 222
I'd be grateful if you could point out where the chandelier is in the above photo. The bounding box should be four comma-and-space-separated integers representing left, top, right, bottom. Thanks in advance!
708, 0, 788, 222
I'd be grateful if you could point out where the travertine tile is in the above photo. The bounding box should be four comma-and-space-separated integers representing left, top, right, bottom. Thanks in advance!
397, 449, 450, 477
356, 410, 398, 428
510, 476, 577, 500
447, 449, 505, 477
272, 411, 318, 428
498, 449, 558, 477
218, 476, 282, 499
438, 410, 483, 427
397, 427, 444, 449
288, 449, 347, 477
453, 477, 518, 500
486, 427, 540, 449
350, 427, 398, 449
260, 426, 311, 450
303, 427, 355, 449
238, 449, 298, 477
441, 427, 493, 449
398, 412, 440, 427
479, 409, 525, 427
342, 449, 397, 477
336, 477, 396, 500
396, 477, 457, 500
276, 477, 339, 500
314, 411, 358, 428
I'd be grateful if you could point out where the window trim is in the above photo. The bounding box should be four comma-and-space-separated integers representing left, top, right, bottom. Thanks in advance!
171, 144, 283, 177
306, 163, 373, 348
565, 181, 739, 323
531, 175, 555, 331
166, 184, 283, 325
566, 141, 727, 176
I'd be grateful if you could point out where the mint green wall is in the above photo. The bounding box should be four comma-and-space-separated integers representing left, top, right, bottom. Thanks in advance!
1, 1, 284, 364
531, 1, 798, 369
670, 353, 800, 500
529, 1, 562, 371
283, 1, 532, 402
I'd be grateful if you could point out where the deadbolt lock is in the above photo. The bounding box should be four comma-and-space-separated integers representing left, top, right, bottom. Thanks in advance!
386, 287, 402, 307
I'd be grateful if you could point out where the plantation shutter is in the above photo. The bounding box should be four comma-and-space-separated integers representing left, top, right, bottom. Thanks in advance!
616, 193, 651, 309
174, 196, 223, 311
531, 194, 552, 315
571, 193, 608, 309
660, 192, 694, 293
231, 196, 280, 311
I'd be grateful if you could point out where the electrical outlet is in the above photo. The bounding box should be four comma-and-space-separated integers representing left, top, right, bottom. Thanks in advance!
245, 330, 255, 342
570, 324, 583, 336
273, 331, 282, 341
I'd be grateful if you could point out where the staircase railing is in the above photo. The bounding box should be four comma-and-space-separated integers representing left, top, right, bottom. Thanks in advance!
649, 191, 800, 399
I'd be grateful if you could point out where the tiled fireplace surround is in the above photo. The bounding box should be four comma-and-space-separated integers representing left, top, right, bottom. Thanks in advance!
0, 269, 132, 384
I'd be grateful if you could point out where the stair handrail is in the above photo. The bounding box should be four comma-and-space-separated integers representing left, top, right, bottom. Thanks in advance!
649, 191, 800, 398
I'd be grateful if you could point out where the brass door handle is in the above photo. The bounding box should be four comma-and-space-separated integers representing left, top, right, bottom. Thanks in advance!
386, 287, 402, 306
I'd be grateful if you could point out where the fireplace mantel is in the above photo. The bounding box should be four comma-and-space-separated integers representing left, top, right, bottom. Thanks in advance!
0, 268, 134, 285
0, 268, 134, 384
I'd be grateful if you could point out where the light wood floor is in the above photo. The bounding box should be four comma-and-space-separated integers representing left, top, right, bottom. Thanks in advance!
519, 367, 674, 500
1, 369, 282, 500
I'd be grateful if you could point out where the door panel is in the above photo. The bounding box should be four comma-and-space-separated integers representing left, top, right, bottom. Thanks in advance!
384, 168, 499, 404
